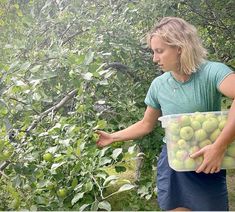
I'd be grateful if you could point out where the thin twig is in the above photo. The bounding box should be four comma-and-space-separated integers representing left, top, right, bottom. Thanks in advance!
26, 89, 77, 133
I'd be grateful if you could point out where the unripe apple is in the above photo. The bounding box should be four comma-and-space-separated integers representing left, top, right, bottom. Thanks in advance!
170, 135, 180, 143
210, 129, 221, 142
190, 120, 201, 130
194, 113, 205, 123
194, 129, 207, 141
168, 122, 180, 136
195, 156, 203, 166
217, 115, 227, 122
222, 156, 235, 168
227, 144, 235, 157
171, 159, 184, 170
202, 118, 218, 133
177, 139, 188, 149
205, 113, 217, 119
184, 158, 196, 170
218, 120, 227, 130
189, 145, 200, 154
180, 126, 194, 140
180, 115, 191, 127
172, 143, 179, 152
199, 139, 212, 148
175, 149, 188, 160
43, 152, 53, 162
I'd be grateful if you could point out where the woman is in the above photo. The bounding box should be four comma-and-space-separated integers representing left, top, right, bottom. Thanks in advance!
96, 17, 235, 211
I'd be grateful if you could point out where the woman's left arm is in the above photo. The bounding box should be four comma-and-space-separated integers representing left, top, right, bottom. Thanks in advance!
191, 73, 235, 174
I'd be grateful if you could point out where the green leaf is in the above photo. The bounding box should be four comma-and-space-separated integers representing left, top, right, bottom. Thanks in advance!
117, 184, 135, 193
20, 62, 31, 70
128, 144, 136, 154
79, 204, 90, 211
51, 162, 66, 172
84, 50, 94, 65
71, 192, 84, 205
30, 65, 41, 73
112, 148, 122, 160
82, 72, 93, 81
98, 201, 111, 211
91, 200, 99, 211
99, 157, 112, 166
103, 175, 119, 186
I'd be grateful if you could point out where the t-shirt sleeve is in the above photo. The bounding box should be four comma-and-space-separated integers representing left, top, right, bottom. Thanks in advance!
210, 62, 233, 89
144, 78, 161, 110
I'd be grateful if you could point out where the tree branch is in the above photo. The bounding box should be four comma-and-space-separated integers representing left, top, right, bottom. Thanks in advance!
26, 89, 78, 133
0, 89, 78, 175
62, 29, 89, 46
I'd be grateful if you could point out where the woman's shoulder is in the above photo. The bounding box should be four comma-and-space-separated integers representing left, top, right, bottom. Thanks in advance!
152, 72, 171, 84
200, 60, 231, 71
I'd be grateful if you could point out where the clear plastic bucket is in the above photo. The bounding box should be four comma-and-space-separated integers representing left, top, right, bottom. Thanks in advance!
158, 111, 235, 171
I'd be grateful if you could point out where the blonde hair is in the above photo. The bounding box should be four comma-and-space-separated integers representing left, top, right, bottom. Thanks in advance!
147, 17, 207, 75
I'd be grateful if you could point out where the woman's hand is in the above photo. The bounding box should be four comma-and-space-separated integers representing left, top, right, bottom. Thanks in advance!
96, 130, 114, 148
190, 143, 226, 174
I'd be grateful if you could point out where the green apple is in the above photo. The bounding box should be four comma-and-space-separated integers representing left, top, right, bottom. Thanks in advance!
202, 117, 218, 133
169, 143, 179, 154
217, 115, 227, 122
57, 188, 67, 198
189, 145, 200, 154
171, 159, 184, 170
168, 122, 180, 136
227, 144, 235, 157
195, 156, 203, 166
194, 129, 207, 141
190, 120, 201, 130
43, 152, 53, 162
210, 128, 221, 142
194, 113, 205, 123
222, 156, 235, 168
180, 126, 194, 140
205, 113, 217, 119
170, 135, 180, 143
199, 139, 212, 148
175, 149, 188, 160
184, 158, 196, 170
180, 115, 191, 127
218, 120, 227, 130
177, 139, 188, 149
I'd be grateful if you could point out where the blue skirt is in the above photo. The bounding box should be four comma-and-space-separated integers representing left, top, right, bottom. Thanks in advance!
157, 144, 229, 211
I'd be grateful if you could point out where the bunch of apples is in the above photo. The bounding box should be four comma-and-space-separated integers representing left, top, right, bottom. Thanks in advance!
165, 112, 235, 171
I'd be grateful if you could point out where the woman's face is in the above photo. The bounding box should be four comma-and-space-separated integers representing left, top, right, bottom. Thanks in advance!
150, 35, 181, 73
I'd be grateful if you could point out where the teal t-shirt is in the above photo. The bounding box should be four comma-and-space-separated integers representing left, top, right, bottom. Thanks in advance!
144, 61, 233, 116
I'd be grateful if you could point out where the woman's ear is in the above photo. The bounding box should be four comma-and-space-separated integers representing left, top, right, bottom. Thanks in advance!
177, 47, 182, 55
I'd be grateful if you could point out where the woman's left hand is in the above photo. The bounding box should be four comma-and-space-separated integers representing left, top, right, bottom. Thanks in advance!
190, 143, 225, 174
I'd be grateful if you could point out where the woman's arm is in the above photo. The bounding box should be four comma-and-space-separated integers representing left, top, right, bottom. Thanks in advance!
213, 73, 235, 150
96, 106, 161, 147
191, 73, 235, 173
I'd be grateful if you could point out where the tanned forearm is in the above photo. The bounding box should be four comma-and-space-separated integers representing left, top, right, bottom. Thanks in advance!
111, 120, 154, 142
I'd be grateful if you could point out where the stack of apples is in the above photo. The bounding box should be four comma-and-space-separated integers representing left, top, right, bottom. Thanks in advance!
160, 111, 235, 171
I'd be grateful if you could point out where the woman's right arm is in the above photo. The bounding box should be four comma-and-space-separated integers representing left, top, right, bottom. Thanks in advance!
96, 106, 161, 147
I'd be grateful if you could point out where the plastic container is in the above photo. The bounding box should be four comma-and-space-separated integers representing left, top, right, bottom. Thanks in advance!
158, 111, 235, 171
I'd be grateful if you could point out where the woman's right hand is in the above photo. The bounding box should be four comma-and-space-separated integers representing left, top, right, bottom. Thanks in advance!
96, 130, 114, 148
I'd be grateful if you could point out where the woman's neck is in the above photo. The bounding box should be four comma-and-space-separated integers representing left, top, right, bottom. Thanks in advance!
171, 71, 191, 82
